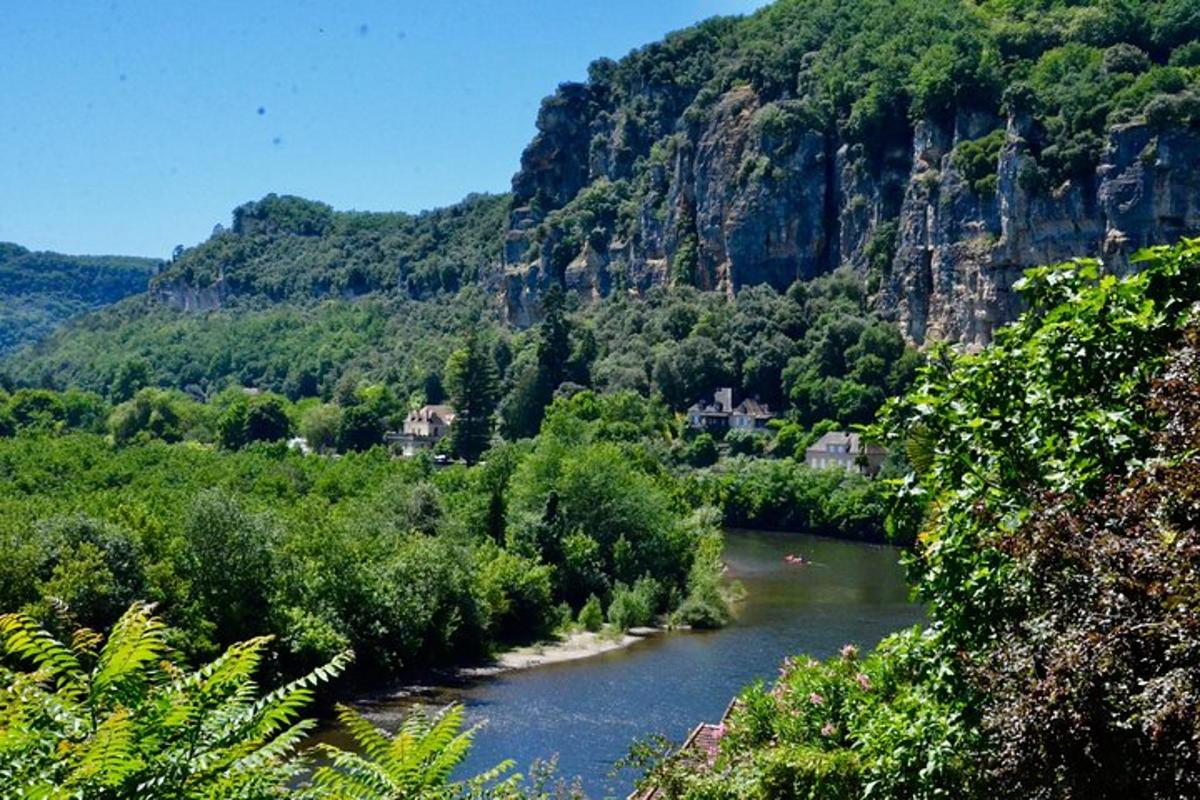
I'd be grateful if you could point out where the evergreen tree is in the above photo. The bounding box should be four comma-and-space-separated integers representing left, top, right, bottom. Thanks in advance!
500, 284, 573, 440
445, 329, 499, 464
537, 284, 571, 396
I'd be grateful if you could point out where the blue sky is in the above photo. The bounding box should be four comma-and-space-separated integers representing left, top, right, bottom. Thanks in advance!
1, 1, 767, 257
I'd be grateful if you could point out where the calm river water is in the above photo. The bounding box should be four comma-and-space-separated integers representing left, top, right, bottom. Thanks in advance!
334, 530, 919, 798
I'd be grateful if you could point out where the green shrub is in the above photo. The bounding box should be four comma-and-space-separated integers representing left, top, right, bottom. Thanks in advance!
578, 593, 604, 632
756, 746, 862, 800
0, 603, 351, 797
952, 129, 1005, 197
607, 580, 655, 630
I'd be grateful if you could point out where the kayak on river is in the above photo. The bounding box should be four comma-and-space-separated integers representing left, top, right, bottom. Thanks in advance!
783, 554, 809, 566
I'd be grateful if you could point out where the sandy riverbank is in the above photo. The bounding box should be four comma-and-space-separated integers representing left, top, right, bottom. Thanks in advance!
461, 628, 663, 677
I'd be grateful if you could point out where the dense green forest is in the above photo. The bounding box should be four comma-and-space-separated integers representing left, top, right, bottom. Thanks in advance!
641, 240, 1200, 798
0, 242, 159, 355
3, 0, 1200, 795
6, 240, 1197, 799
0, 385, 739, 682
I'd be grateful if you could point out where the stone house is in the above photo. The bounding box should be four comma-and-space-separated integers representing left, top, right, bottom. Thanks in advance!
729, 398, 774, 431
687, 388, 774, 431
388, 404, 456, 457
804, 431, 888, 477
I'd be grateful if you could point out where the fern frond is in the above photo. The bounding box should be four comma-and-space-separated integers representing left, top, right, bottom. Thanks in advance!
92, 602, 168, 700
70, 627, 103, 661
309, 746, 395, 798
221, 649, 352, 744
0, 612, 84, 689
336, 704, 396, 773
178, 636, 272, 697
65, 707, 143, 789
224, 718, 316, 776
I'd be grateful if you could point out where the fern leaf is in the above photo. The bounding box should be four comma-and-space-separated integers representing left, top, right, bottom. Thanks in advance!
92, 602, 168, 700
0, 613, 84, 689
66, 707, 143, 790
336, 704, 396, 773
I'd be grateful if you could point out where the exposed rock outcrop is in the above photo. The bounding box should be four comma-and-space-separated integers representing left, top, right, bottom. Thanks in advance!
503, 82, 1200, 347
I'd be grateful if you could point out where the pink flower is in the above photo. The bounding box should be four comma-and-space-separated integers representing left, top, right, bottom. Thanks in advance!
840, 644, 858, 661
821, 722, 837, 737
856, 672, 871, 691
809, 692, 824, 706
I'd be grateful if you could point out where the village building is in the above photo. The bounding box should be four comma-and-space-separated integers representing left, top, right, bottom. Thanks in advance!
686, 388, 774, 431
804, 431, 888, 477
387, 404, 456, 457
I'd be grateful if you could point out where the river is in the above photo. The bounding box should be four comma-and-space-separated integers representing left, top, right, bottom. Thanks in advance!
326, 529, 920, 798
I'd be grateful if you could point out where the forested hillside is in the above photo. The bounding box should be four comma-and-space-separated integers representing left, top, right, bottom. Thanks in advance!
3, 0, 1200, 795
8, 0, 1200, 401
0, 243, 158, 354
503, 0, 1200, 343
152, 192, 509, 305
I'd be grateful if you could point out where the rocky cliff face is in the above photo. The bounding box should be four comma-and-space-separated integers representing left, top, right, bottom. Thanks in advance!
502, 82, 1200, 346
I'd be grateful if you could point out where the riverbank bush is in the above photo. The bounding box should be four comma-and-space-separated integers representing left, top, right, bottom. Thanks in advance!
686, 457, 896, 542
647, 241, 1200, 799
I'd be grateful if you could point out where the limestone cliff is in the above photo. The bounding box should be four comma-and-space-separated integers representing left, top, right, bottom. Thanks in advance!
502, 80, 1200, 346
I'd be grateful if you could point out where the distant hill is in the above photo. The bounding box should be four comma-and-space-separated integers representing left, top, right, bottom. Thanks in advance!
5, 0, 1200, 395
149, 192, 510, 308
0, 243, 160, 355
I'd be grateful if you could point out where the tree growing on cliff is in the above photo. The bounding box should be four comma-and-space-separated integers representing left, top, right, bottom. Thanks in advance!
446, 329, 499, 463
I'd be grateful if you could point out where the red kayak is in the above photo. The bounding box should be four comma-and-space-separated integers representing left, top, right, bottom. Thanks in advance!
784, 554, 809, 566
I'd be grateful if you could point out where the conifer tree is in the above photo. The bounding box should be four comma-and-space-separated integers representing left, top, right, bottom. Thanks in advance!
445, 329, 499, 464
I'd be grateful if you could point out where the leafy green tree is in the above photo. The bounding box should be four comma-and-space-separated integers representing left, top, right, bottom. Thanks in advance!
300, 402, 341, 453
179, 490, 274, 650
8, 389, 66, 432
27, 515, 144, 632
216, 399, 250, 449
504, 286, 572, 440
473, 545, 554, 642
108, 388, 183, 444
685, 432, 719, 467
245, 395, 292, 443
0, 402, 13, 437
577, 594, 604, 632
110, 358, 151, 403
445, 329, 499, 464
606, 580, 656, 630
337, 403, 385, 452
217, 394, 291, 449
308, 704, 515, 800
0, 603, 351, 799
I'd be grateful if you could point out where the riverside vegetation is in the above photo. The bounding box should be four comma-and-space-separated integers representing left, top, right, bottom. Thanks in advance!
3, 0, 1200, 795
639, 240, 1200, 798
7, 240, 1198, 798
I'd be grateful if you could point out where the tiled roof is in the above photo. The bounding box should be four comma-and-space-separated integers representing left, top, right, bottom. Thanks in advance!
733, 398, 771, 416
408, 404, 456, 424
629, 701, 738, 800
